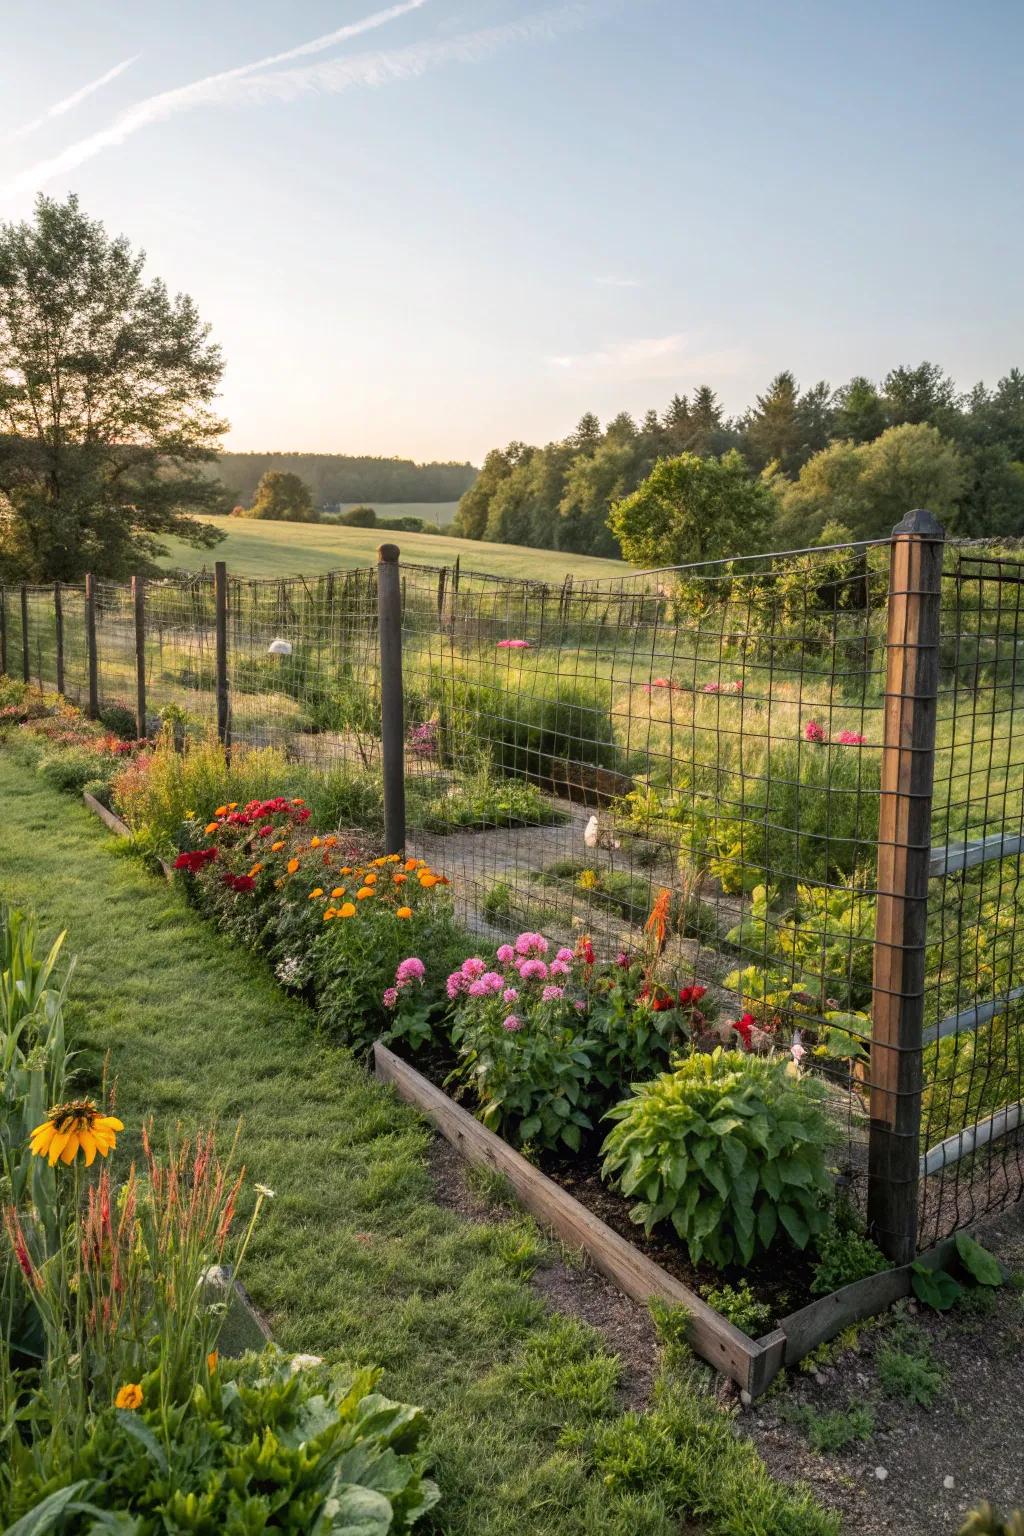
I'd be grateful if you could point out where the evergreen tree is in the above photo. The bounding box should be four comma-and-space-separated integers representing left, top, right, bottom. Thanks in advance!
832, 376, 888, 443
743, 371, 802, 473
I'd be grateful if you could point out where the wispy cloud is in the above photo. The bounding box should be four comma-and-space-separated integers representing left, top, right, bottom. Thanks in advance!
2, 2, 586, 203
4, 56, 139, 145
593, 274, 642, 288
547, 333, 750, 381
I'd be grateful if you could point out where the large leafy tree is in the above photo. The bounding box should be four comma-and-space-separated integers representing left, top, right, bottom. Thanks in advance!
0, 194, 227, 581
609, 450, 776, 567
244, 470, 318, 522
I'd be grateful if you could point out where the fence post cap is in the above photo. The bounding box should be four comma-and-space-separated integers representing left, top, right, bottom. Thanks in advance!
377, 543, 400, 564
893, 508, 944, 539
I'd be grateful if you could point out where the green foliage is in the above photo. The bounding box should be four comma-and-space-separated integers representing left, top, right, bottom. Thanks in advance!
811, 1224, 889, 1295
505, 1315, 621, 1422
911, 1261, 963, 1311
609, 450, 777, 566
726, 878, 876, 1011
0, 194, 226, 582
412, 760, 567, 834
97, 701, 139, 741
244, 469, 320, 523
959, 1503, 1024, 1536
955, 1231, 1004, 1287
700, 1280, 772, 1336
876, 1338, 946, 1407
2, 1350, 439, 1533
338, 504, 380, 526
601, 1050, 833, 1268
783, 1399, 875, 1454
444, 673, 623, 780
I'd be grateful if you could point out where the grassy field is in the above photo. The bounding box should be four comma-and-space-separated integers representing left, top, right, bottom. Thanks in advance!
0, 752, 836, 1536
159, 514, 627, 582
329, 500, 461, 527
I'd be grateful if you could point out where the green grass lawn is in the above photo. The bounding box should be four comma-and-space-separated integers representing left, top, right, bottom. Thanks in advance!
159, 514, 627, 582
0, 753, 836, 1536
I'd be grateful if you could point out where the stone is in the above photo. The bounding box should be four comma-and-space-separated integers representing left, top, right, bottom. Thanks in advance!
874, 1467, 889, 1482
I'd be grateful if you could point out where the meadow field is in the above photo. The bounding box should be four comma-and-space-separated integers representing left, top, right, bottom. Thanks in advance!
329, 500, 461, 526
159, 513, 627, 581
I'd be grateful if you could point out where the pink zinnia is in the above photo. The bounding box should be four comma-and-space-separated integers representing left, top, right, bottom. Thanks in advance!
481, 971, 504, 993
467, 979, 490, 998
446, 971, 468, 1000
555, 947, 575, 964
396, 957, 425, 987
502, 987, 519, 1004
574, 1000, 586, 1013
836, 730, 867, 745
461, 956, 486, 979
502, 1015, 523, 1032
383, 987, 399, 1010
804, 720, 826, 744
542, 985, 564, 1002
496, 943, 515, 965
497, 639, 531, 650
518, 958, 548, 982
549, 959, 570, 978
514, 931, 549, 957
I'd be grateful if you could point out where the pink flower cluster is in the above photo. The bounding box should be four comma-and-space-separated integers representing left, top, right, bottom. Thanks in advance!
804, 720, 869, 746
385, 955, 427, 1008
497, 638, 532, 650
702, 679, 744, 696
448, 934, 581, 1026
642, 676, 682, 695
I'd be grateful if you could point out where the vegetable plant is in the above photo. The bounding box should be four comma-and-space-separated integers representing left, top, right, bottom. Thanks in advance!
601, 1049, 833, 1267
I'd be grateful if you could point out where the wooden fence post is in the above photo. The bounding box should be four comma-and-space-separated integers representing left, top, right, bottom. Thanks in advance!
20, 586, 30, 684
85, 573, 99, 718
54, 582, 65, 696
214, 560, 229, 748
868, 509, 945, 1264
377, 543, 406, 857
132, 574, 146, 739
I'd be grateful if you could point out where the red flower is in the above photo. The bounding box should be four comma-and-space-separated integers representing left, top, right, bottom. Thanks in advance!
733, 1012, 756, 1050
173, 848, 217, 872
678, 985, 707, 1007
222, 873, 256, 893
577, 937, 596, 968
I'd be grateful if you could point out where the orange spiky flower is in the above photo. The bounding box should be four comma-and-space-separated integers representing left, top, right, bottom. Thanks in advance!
645, 888, 672, 954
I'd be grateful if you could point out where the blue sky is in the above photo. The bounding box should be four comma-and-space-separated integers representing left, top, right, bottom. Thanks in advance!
2, 0, 1021, 463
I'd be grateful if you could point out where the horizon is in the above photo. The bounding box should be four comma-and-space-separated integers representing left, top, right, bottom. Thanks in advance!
3, 1, 1023, 464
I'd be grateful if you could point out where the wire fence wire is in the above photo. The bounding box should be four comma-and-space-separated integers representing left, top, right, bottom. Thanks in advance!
3, 534, 1023, 1251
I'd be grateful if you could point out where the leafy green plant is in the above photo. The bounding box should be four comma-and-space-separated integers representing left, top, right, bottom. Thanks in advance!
811, 1224, 889, 1295
955, 1231, 1004, 1287
601, 1050, 833, 1268
783, 1399, 875, 1454
414, 759, 567, 833
700, 1280, 772, 1336
911, 1261, 963, 1311
876, 1338, 946, 1407
2, 1349, 439, 1534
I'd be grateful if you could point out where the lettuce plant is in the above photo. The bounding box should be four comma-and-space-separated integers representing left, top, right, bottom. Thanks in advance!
600, 1049, 833, 1268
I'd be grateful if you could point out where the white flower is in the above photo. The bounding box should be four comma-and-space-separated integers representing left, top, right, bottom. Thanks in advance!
255, 1183, 276, 1200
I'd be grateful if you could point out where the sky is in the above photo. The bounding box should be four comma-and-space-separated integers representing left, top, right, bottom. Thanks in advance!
2, 0, 1022, 465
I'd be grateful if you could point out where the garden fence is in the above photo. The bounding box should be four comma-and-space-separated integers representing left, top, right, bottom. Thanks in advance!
3, 515, 1023, 1264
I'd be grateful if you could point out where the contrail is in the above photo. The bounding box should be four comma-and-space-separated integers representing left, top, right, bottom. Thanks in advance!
2, 2, 586, 203
1, 0, 429, 200
4, 56, 139, 144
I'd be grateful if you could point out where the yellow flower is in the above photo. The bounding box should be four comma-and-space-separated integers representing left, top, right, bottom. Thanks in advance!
309, 888, 324, 900
396, 906, 413, 919
338, 902, 356, 918
310, 837, 321, 849
340, 866, 352, 875
364, 872, 377, 885
419, 873, 439, 889
330, 887, 346, 899
248, 864, 262, 878
214, 805, 228, 817
115, 1383, 143, 1410
372, 857, 388, 868
205, 822, 219, 835
323, 908, 337, 921
271, 840, 285, 852
30, 1101, 124, 1167
404, 858, 419, 871
287, 858, 300, 874
387, 854, 401, 863
228, 802, 238, 810
207, 1351, 218, 1373
356, 887, 374, 900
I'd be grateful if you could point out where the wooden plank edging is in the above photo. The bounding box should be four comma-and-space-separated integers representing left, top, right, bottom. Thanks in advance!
373, 1042, 767, 1393
82, 791, 174, 881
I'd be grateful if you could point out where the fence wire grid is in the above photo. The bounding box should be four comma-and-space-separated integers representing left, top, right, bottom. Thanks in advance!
3, 531, 1023, 1253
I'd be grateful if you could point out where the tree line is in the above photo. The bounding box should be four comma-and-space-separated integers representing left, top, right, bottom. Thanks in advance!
210, 452, 477, 510
454, 367, 1024, 560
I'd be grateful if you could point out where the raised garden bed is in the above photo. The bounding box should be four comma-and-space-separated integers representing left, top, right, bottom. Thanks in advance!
374, 1041, 955, 1397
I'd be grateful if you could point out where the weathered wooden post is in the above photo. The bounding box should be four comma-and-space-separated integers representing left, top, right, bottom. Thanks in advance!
214, 560, 229, 748
868, 509, 945, 1264
377, 543, 406, 857
85, 573, 99, 718
19, 586, 30, 684
54, 582, 65, 696
132, 574, 146, 739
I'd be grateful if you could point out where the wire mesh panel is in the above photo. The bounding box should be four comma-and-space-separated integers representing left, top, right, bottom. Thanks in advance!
921, 550, 1024, 1242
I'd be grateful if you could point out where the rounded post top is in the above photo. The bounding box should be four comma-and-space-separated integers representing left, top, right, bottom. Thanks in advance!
893, 508, 945, 539
377, 543, 400, 564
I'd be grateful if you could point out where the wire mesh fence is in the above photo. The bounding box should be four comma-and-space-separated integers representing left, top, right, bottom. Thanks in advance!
3, 524, 1023, 1257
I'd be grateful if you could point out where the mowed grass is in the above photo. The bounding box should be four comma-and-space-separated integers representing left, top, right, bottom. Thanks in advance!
159, 514, 627, 582
0, 754, 836, 1536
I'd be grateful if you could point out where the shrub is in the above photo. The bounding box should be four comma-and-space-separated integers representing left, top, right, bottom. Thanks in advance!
601, 1050, 833, 1268
97, 700, 138, 740
811, 1224, 889, 1295
2, 1350, 439, 1533
338, 504, 379, 526
441, 674, 624, 781
700, 1280, 772, 1336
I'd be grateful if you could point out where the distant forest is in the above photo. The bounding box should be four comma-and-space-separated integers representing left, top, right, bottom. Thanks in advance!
455, 364, 1024, 557
209, 452, 478, 508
